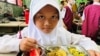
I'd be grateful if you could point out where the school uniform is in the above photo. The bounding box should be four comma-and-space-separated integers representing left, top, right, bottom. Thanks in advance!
82, 2, 100, 41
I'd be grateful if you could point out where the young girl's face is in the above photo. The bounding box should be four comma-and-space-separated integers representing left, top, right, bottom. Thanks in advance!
34, 5, 59, 34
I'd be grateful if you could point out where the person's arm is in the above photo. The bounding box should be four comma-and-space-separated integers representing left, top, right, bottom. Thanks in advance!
0, 27, 28, 53
71, 33, 99, 51
61, 7, 66, 19
0, 35, 21, 53
71, 33, 100, 56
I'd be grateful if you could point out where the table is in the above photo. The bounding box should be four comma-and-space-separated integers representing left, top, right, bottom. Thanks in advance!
0, 21, 27, 35
0, 21, 23, 27
0, 53, 17, 56
19, 22, 28, 27
15, 17, 25, 21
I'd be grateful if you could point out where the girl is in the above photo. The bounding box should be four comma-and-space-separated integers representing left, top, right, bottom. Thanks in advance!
0, 0, 100, 56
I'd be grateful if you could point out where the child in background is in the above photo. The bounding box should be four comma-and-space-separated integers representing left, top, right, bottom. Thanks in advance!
63, 0, 80, 33
82, 0, 100, 41
22, 5, 29, 24
0, 0, 100, 56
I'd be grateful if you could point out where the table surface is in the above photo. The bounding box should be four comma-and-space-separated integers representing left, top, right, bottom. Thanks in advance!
15, 17, 25, 21
0, 53, 16, 56
0, 21, 27, 27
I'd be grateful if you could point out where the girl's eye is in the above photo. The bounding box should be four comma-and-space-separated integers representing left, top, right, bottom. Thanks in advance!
39, 15, 45, 19
35, 14, 45, 21
51, 15, 59, 20
37, 15, 45, 21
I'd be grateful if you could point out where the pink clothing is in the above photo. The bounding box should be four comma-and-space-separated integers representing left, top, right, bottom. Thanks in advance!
17, 0, 23, 7
63, 6, 73, 32
82, 5, 100, 41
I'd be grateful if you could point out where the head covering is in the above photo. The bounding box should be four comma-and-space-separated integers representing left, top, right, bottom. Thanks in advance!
27, 0, 64, 46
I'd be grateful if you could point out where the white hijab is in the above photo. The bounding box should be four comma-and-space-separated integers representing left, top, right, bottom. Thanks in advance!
27, 0, 66, 46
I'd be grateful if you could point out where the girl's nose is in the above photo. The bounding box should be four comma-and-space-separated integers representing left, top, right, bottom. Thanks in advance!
44, 20, 50, 26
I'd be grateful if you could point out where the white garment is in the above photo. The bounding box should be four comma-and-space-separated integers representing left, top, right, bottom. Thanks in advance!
61, 8, 66, 19
0, 0, 99, 55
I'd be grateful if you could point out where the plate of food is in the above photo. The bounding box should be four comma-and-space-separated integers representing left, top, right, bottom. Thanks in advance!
33, 45, 89, 56
67, 45, 89, 56
44, 46, 68, 56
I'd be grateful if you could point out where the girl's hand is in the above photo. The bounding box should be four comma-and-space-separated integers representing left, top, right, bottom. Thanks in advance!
88, 50, 100, 56
19, 37, 37, 52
